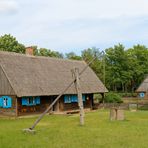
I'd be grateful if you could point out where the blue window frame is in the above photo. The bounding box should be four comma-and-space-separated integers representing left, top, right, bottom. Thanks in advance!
22, 96, 40, 106
35, 97, 40, 104
139, 92, 145, 98
0, 96, 12, 108
0, 97, 3, 107
64, 95, 85, 103
71, 95, 78, 102
64, 95, 71, 103
82, 95, 85, 101
22, 97, 28, 105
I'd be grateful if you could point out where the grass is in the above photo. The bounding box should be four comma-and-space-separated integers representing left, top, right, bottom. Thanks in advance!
1, 110, 148, 148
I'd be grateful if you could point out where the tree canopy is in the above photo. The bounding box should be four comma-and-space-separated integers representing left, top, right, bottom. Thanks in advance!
0, 34, 25, 53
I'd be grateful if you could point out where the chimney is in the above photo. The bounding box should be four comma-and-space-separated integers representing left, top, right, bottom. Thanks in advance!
25, 47, 34, 56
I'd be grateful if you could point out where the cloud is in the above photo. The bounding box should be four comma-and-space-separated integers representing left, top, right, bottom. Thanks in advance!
0, 0, 19, 14
1, 0, 148, 54
29, 0, 148, 21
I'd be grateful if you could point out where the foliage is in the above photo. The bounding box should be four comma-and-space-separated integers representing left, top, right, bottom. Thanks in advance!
126, 45, 148, 90
118, 92, 137, 97
0, 34, 63, 58
66, 52, 82, 60
81, 47, 104, 81
104, 92, 123, 103
93, 94, 103, 103
138, 105, 148, 110
105, 44, 132, 91
105, 44, 148, 92
0, 34, 25, 53
36, 48, 63, 58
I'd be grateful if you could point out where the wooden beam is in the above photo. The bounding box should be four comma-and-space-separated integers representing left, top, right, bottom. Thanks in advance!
15, 97, 18, 117
74, 68, 84, 125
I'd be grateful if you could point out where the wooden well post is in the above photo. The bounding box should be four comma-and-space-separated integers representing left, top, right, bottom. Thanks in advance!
72, 68, 84, 125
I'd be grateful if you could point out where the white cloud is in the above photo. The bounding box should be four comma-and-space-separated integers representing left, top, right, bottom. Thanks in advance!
1, 0, 148, 53
0, 0, 19, 14
32, 0, 148, 20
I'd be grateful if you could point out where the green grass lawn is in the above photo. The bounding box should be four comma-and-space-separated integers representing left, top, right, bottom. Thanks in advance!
1, 110, 148, 148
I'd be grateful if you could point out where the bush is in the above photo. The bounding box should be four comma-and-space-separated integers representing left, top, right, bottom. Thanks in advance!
104, 92, 123, 103
94, 94, 103, 103
118, 92, 137, 97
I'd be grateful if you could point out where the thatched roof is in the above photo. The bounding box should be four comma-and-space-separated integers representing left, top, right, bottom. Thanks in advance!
136, 76, 148, 92
0, 51, 108, 97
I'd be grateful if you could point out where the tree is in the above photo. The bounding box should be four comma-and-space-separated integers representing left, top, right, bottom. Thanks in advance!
0, 34, 25, 53
105, 44, 131, 91
81, 47, 104, 82
37, 48, 63, 58
126, 44, 148, 90
66, 52, 82, 60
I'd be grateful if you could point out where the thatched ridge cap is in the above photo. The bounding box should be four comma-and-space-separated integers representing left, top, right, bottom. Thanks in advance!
0, 51, 86, 64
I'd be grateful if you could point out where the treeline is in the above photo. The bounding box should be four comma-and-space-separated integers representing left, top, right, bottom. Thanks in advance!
0, 34, 148, 92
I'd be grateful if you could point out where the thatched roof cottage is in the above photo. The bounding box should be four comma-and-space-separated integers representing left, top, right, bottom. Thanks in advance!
0, 48, 108, 116
136, 76, 148, 99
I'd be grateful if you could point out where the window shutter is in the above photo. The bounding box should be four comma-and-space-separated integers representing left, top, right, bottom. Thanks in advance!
74, 95, 78, 102
64, 95, 71, 103
33, 98, 36, 105
7, 97, 12, 108
2, 96, 12, 108
71, 95, 85, 102
82, 95, 85, 101
22, 97, 28, 105
75, 95, 78, 102
64, 95, 67, 103
71, 95, 75, 102
35, 97, 40, 104
0, 97, 3, 107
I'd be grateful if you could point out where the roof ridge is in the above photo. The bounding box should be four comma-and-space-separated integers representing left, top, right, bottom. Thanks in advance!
0, 51, 85, 63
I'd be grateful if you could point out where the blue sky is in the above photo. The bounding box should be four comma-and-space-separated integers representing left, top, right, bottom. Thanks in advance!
0, 0, 148, 54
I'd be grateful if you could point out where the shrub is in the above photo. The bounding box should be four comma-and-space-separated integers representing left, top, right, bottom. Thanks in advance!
117, 92, 137, 97
104, 92, 123, 103
93, 94, 103, 103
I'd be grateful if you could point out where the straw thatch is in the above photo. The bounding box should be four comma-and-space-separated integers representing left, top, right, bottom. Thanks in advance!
0, 51, 108, 97
136, 76, 148, 92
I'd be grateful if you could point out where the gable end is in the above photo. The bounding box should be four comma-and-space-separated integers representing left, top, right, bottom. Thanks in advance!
0, 65, 15, 95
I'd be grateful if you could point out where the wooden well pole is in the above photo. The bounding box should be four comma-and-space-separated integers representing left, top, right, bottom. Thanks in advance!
74, 68, 84, 125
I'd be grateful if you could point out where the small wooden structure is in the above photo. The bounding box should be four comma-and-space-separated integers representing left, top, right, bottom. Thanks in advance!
136, 76, 148, 99
110, 107, 125, 121
128, 103, 138, 112
0, 50, 108, 116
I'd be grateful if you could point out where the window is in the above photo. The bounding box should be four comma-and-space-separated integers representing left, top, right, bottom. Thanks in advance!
22, 96, 40, 106
28, 97, 33, 105
64, 96, 71, 103
0, 96, 12, 108
64, 95, 85, 103
71, 95, 78, 102
35, 97, 40, 104
0, 98, 3, 107
139, 92, 145, 98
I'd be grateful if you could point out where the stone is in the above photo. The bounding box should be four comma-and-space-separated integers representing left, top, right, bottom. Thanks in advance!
110, 108, 117, 121
116, 109, 124, 120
